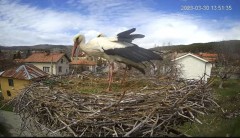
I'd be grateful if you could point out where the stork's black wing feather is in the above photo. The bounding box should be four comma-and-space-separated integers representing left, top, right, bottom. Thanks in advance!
103, 45, 162, 63
117, 28, 136, 37
117, 28, 145, 43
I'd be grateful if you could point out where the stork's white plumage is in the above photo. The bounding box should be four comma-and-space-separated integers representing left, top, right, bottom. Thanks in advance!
72, 28, 162, 91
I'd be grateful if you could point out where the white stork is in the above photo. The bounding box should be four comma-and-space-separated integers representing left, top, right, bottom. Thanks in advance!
72, 28, 162, 91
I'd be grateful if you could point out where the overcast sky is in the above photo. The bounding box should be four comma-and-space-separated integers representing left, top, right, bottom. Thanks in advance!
0, 0, 240, 48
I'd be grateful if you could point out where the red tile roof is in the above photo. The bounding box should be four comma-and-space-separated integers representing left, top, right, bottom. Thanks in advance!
70, 59, 97, 66
0, 64, 48, 80
24, 52, 70, 63
196, 53, 218, 62
199, 53, 217, 57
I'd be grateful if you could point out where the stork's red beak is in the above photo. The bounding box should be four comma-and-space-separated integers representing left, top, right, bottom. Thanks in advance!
72, 41, 78, 57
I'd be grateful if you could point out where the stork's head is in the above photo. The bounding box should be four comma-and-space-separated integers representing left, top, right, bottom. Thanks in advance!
72, 34, 84, 57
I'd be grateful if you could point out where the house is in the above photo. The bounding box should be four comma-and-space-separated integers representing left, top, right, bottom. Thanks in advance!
0, 64, 48, 100
24, 52, 71, 75
172, 53, 214, 82
70, 58, 97, 74
70, 47, 99, 74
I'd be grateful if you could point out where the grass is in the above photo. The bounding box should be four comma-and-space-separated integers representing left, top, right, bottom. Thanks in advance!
0, 101, 13, 112
54, 76, 156, 94
179, 113, 240, 137
177, 78, 240, 137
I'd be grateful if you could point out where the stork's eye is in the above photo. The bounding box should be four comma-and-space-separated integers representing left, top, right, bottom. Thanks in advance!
74, 36, 79, 42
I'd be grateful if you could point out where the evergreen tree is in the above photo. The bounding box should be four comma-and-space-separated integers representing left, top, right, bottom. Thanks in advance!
26, 50, 31, 58
16, 51, 22, 59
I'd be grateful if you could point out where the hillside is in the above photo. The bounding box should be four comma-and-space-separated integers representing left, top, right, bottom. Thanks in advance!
152, 40, 240, 54
0, 44, 72, 50
0, 44, 73, 58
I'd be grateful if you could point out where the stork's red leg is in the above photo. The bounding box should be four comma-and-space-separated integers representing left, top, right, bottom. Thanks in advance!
121, 67, 127, 85
108, 63, 111, 81
106, 62, 114, 91
111, 63, 114, 83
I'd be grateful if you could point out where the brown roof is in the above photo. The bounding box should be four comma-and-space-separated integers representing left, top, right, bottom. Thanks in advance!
70, 59, 97, 66
0, 64, 48, 80
24, 52, 70, 63
196, 53, 218, 62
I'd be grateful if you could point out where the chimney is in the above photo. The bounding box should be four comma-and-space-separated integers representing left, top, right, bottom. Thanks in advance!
45, 50, 50, 56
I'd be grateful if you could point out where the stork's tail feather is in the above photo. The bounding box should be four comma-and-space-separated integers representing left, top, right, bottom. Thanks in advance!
119, 61, 145, 74
129, 64, 145, 75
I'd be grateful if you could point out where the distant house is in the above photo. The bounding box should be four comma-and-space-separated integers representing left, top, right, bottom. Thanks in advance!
14, 58, 25, 63
70, 47, 98, 73
0, 64, 48, 100
172, 53, 215, 82
70, 59, 97, 74
24, 52, 71, 75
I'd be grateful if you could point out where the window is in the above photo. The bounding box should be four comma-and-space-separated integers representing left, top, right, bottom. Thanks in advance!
7, 90, 11, 96
58, 66, 62, 73
8, 79, 14, 86
61, 59, 64, 63
43, 67, 50, 72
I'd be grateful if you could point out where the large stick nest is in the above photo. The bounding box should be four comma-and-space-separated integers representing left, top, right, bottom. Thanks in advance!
11, 76, 218, 137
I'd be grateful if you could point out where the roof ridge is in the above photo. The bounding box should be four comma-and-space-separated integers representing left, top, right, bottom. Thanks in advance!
172, 53, 209, 62
24, 52, 68, 63
16, 65, 31, 79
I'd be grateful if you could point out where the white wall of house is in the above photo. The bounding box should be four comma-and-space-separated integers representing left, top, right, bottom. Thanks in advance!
27, 62, 57, 75
173, 54, 213, 82
26, 56, 69, 75
55, 56, 70, 75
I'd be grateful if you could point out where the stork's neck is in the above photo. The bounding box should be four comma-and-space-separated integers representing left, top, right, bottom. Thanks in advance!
79, 36, 88, 53
79, 36, 86, 48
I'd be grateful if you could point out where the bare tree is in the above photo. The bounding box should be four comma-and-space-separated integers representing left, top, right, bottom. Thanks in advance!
214, 41, 240, 88
153, 51, 182, 79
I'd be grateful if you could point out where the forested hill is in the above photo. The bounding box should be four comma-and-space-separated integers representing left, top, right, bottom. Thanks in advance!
152, 40, 240, 54
0, 44, 73, 58
0, 44, 72, 50
1, 40, 240, 57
